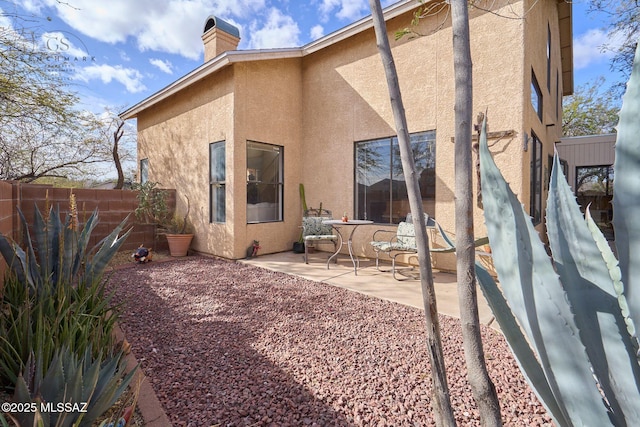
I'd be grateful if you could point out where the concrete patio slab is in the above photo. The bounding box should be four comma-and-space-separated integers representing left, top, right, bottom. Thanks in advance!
240, 251, 497, 328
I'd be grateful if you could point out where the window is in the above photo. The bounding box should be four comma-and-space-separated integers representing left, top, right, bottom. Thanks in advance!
576, 165, 614, 197
140, 158, 149, 184
531, 70, 543, 120
576, 165, 614, 235
355, 131, 436, 224
546, 24, 551, 92
210, 141, 226, 223
246, 141, 283, 223
530, 133, 543, 225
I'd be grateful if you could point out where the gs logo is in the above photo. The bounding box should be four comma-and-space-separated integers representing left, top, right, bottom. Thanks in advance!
44, 34, 71, 52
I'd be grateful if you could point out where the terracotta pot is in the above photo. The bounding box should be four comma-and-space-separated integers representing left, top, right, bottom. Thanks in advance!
166, 234, 194, 257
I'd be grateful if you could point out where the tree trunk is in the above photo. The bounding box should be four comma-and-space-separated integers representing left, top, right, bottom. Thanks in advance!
113, 120, 125, 189
368, 1, 456, 425
450, 1, 502, 425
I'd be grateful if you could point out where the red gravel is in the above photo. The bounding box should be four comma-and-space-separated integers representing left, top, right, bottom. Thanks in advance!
108, 256, 553, 426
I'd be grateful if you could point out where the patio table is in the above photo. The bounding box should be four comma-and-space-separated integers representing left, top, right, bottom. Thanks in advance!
322, 219, 373, 275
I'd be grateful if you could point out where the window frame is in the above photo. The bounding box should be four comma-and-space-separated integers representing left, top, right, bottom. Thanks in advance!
246, 140, 284, 223
530, 132, 543, 225
209, 141, 226, 223
546, 23, 551, 92
531, 70, 543, 121
354, 130, 436, 224
139, 158, 149, 184
575, 165, 614, 197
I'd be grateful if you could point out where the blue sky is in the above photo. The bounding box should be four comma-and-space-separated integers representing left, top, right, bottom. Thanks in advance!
4, 0, 628, 114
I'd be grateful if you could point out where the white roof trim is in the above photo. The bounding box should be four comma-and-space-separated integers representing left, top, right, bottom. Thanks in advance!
120, 0, 417, 120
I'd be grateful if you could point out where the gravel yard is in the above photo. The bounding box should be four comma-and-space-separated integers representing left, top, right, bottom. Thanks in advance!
108, 256, 552, 426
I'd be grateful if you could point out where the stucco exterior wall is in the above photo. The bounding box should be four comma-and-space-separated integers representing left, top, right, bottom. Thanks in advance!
232, 58, 304, 258
522, 0, 566, 230
129, 0, 568, 266
137, 66, 236, 258
299, 1, 536, 270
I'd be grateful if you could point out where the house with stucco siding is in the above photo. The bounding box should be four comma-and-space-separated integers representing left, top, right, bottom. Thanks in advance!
120, 0, 572, 271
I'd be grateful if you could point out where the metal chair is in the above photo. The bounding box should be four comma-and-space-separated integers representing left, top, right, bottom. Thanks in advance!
301, 209, 341, 264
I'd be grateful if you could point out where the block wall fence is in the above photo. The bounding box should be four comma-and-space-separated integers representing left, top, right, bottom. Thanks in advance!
0, 181, 176, 289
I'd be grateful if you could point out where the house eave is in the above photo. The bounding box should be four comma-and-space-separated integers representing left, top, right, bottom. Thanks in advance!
558, 0, 573, 96
302, 0, 417, 55
119, 0, 419, 120
119, 49, 302, 120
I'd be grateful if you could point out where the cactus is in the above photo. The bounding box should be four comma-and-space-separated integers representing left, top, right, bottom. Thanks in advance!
11, 347, 137, 427
475, 42, 640, 426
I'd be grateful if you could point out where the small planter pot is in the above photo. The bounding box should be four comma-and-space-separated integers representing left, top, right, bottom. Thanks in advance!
166, 234, 194, 257
292, 241, 305, 254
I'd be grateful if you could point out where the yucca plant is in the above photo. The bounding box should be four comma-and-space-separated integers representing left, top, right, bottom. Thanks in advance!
10, 346, 137, 427
475, 43, 640, 425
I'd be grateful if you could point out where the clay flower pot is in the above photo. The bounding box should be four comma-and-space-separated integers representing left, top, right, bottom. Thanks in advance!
166, 234, 194, 257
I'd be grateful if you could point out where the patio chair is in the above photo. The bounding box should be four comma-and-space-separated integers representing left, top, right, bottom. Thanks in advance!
370, 212, 489, 280
301, 209, 341, 264
370, 213, 435, 280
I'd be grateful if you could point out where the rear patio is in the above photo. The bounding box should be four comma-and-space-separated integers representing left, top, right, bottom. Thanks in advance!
240, 251, 497, 328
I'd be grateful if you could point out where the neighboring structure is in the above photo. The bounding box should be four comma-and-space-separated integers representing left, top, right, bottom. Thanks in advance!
121, 0, 572, 270
557, 133, 615, 238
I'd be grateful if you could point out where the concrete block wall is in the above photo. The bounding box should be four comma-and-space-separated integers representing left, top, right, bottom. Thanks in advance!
0, 182, 176, 289
0, 181, 13, 288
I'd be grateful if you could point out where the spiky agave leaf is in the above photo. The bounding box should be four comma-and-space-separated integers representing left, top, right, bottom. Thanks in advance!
546, 153, 640, 424
475, 264, 568, 426
479, 116, 614, 425
613, 37, 640, 339
84, 214, 131, 285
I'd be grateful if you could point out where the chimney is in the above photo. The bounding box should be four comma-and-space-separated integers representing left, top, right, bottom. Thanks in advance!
202, 16, 240, 62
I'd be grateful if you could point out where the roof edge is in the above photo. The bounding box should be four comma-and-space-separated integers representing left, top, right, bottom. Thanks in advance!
119, 0, 433, 120
119, 48, 302, 120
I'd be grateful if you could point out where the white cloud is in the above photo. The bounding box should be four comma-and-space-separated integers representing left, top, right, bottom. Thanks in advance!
149, 58, 173, 74
248, 8, 300, 49
318, 0, 367, 23
310, 24, 324, 40
573, 28, 625, 70
74, 64, 147, 93
29, 0, 267, 60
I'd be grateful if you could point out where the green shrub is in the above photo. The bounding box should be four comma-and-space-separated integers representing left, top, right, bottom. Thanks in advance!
0, 274, 121, 388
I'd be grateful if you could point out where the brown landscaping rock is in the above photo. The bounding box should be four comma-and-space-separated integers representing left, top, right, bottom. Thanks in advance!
108, 256, 554, 426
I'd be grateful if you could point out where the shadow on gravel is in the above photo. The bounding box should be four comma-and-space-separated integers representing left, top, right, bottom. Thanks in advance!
109, 257, 352, 426
108, 255, 553, 427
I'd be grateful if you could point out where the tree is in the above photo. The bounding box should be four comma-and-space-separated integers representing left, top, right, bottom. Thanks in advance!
91, 108, 137, 188
450, 0, 502, 424
0, 10, 127, 183
368, 1, 456, 425
587, 0, 640, 86
562, 77, 620, 136
380, 0, 503, 424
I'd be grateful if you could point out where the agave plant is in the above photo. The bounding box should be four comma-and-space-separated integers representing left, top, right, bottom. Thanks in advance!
0, 273, 122, 387
475, 44, 640, 425
10, 346, 137, 427
0, 202, 131, 387
0, 203, 131, 292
